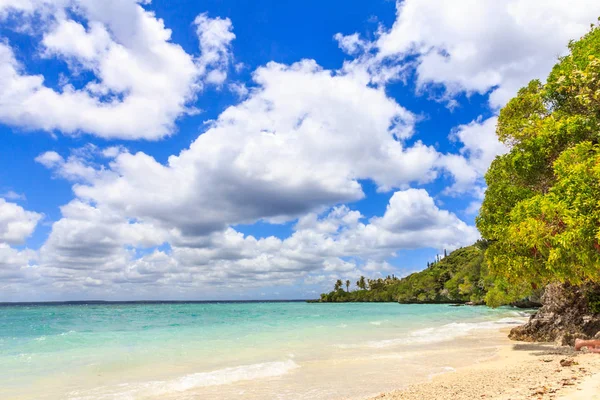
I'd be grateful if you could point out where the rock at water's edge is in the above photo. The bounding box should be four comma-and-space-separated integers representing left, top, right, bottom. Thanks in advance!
509, 283, 600, 346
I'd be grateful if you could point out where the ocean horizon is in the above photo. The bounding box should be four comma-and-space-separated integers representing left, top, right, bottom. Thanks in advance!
0, 299, 312, 306
1, 302, 530, 400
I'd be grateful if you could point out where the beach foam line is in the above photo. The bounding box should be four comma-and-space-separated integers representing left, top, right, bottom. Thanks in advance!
337, 317, 526, 349
168, 359, 299, 390
69, 360, 299, 400
427, 366, 456, 379
369, 319, 389, 326
367, 317, 526, 348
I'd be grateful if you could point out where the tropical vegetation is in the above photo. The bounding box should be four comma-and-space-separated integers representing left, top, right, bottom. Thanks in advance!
477, 23, 600, 307
321, 24, 600, 310
318, 244, 493, 303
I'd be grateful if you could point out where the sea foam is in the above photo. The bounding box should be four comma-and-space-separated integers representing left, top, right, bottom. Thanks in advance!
69, 360, 299, 399
337, 317, 526, 349
366, 317, 525, 348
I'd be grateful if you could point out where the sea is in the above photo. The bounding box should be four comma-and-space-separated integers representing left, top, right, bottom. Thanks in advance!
0, 301, 531, 400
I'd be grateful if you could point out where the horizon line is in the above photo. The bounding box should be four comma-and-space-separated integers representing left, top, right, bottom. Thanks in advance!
0, 299, 316, 306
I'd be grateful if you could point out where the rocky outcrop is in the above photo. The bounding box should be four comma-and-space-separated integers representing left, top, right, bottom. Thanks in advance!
509, 283, 600, 346
510, 295, 543, 309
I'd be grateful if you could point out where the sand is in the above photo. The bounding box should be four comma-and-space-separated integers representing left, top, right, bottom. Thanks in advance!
368, 332, 600, 400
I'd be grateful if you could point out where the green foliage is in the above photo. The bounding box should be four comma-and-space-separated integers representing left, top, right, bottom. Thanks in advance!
356, 276, 367, 290
477, 25, 600, 303
334, 279, 343, 291
319, 246, 494, 303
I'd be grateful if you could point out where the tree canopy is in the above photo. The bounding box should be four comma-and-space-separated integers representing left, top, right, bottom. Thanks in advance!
477, 24, 600, 306
319, 245, 492, 303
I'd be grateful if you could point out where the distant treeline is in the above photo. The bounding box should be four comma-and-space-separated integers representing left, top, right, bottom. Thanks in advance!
318, 242, 494, 303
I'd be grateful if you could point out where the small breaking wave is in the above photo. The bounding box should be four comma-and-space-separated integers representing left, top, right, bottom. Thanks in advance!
427, 366, 456, 379
69, 360, 299, 400
509, 310, 535, 318
369, 320, 389, 326
337, 317, 526, 349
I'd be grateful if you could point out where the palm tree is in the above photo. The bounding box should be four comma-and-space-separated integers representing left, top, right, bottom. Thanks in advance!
357, 276, 366, 290
334, 279, 343, 291
345, 279, 350, 292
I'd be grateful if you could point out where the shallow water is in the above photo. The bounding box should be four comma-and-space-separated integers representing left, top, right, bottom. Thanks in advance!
0, 302, 530, 399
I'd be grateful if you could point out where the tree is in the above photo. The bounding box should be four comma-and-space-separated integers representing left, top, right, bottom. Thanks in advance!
334, 279, 343, 291
477, 24, 600, 306
356, 276, 367, 290
345, 280, 350, 292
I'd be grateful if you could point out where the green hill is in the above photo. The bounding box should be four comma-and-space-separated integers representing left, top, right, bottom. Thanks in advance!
318, 244, 494, 303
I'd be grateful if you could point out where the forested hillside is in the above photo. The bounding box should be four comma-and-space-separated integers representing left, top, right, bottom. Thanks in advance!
318, 243, 494, 303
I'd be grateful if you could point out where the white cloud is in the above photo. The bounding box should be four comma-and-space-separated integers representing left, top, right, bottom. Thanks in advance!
344, 189, 480, 255
1, 190, 25, 201
15, 188, 476, 299
228, 82, 249, 98
35, 150, 102, 182
0, 1, 236, 140
39, 200, 167, 271
375, 0, 600, 108
10, 1, 579, 299
0, 200, 41, 296
37, 60, 438, 239
0, 198, 42, 245
449, 117, 507, 177
329, 0, 599, 196
329, 0, 596, 195
334, 32, 372, 56
194, 13, 235, 86
438, 116, 508, 194
0, 243, 37, 282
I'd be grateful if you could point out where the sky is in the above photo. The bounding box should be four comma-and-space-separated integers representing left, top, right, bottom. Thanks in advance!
0, 0, 599, 301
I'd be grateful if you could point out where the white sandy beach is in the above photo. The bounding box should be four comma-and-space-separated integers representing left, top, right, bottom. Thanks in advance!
369, 329, 600, 400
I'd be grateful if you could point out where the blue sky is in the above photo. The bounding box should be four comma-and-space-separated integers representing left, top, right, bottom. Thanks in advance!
0, 0, 598, 301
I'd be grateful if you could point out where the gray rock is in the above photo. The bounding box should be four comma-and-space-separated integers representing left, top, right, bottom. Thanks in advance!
509, 283, 600, 346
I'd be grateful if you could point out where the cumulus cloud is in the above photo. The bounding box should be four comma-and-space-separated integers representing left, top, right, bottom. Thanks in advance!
375, 0, 600, 108
334, 0, 600, 194
11, 1, 589, 299
39, 200, 167, 271
0, 244, 37, 282
0, 198, 43, 245
438, 116, 508, 194
38, 60, 437, 239
194, 13, 236, 86
0, 200, 41, 295
12, 189, 476, 299
0, 0, 235, 139
23, 52, 461, 299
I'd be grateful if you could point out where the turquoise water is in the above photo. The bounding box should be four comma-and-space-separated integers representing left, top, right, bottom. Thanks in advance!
0, 302, 529, 400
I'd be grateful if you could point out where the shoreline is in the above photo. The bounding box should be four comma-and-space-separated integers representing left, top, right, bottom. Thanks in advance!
368, 328, 600, 400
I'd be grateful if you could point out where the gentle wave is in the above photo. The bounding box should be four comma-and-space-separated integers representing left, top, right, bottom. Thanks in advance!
69, 360, 299, 400
427, 366, 456, 379
510, 310, 534, 318
369, 319, 389, 326
337, 317, 526, 349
